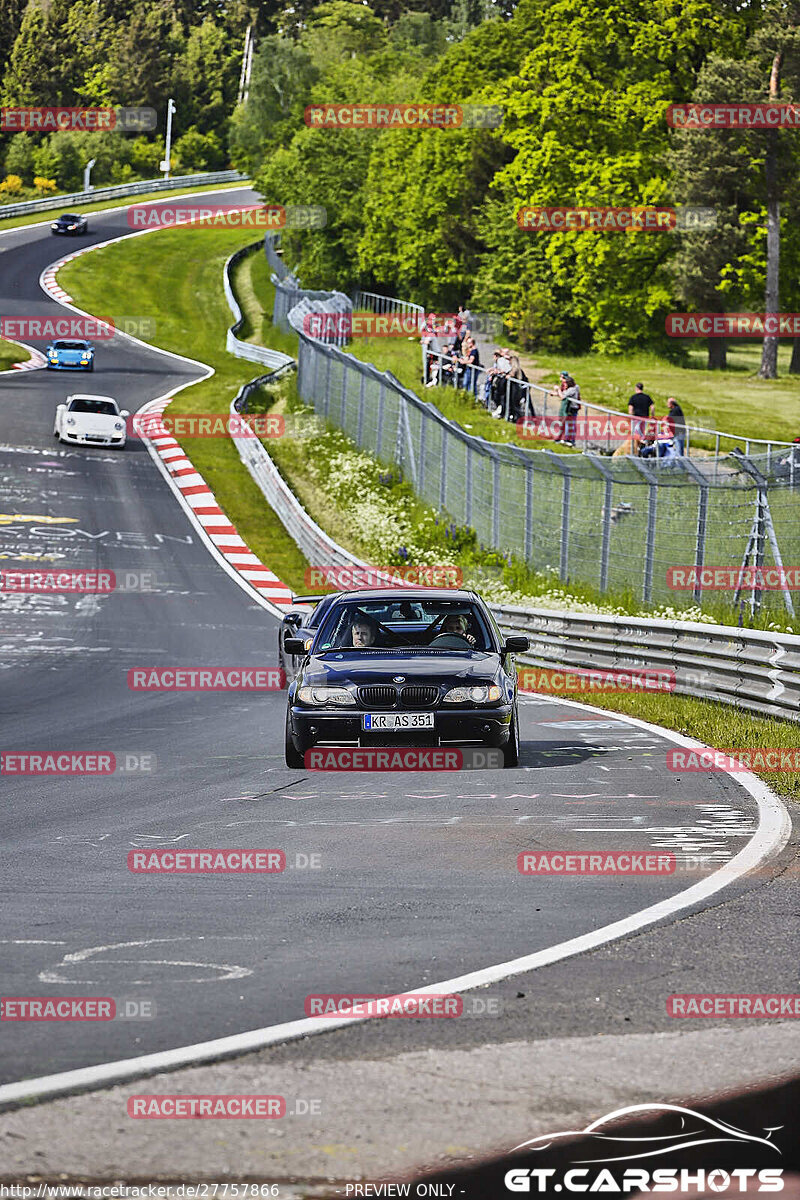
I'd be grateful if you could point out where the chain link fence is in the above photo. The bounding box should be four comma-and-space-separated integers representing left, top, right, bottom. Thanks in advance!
264, 235, 800, 618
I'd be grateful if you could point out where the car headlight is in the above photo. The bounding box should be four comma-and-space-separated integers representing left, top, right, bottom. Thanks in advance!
51, 223, 58, 229
68, 224, 77, 230
66, 417, 76, 426
297, 686, 356, 706
114, 421, 124, 431
49, 354, 58, 360
442, 684, 502, 704
80, 357, 89, 363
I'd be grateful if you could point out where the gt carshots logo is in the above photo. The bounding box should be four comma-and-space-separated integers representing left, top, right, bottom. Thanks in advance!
504, 1104, 783, 1193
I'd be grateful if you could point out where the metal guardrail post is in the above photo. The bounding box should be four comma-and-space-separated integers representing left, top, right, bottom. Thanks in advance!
679, 455, 710, 607
324, 351, 332, 418
418, 409, 427, 495
440, 435, 448, 509
340, 362, 348, 427
312, 341, 320, 399
357, 372, 366, 444
377, 380, 386, 458
585, 453, 614, 592
465, 440, 473, 526
525, 458, 535, 565
492, 451, 501, 547
543, 450, 571, 583
631, 458, 658, 603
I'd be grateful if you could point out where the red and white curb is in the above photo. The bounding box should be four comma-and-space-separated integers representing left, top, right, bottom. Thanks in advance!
134, 397, 294, 609
40, 233, 296, 614
41, 258, 75, 304
0, 341, 47, 374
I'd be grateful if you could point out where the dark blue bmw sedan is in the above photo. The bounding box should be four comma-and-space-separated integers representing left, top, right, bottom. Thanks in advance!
283, 588, 529, 769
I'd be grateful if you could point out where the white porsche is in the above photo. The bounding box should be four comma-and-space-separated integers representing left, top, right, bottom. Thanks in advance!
54, 394, 129, 448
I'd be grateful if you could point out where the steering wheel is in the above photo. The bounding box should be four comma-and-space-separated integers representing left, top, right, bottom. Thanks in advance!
429, 633, 472, 648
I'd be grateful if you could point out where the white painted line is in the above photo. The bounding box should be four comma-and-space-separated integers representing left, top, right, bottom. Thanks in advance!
0, 694, 789, 1107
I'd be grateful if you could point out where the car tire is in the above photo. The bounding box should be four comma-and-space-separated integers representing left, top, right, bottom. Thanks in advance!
87, 363, 93, 372
503, 705, 519, 768
284, 709, 305, 769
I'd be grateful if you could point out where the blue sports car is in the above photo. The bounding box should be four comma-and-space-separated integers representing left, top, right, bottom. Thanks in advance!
46, 339, 94, 371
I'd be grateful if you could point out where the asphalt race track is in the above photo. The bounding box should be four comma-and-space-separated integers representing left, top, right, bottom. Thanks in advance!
0, 193, 794, 1097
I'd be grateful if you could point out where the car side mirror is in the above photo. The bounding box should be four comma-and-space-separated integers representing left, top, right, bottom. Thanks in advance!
56, 403, 66, 412
503, 635, 530, 655
284, 637, 309, 655
120, 409, 130, 418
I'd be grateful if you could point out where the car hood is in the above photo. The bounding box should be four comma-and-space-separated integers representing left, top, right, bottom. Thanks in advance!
302, 650, 500, 687
65, 413, 121, 433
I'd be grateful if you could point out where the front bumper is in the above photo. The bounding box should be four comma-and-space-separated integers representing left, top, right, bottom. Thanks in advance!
59, 429, 125, 446
289, 704, 512, 749
47, 361, 92, 369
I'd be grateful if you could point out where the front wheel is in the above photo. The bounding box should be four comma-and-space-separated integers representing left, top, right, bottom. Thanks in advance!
284, 709, 305, 769
503, 706, 519, 767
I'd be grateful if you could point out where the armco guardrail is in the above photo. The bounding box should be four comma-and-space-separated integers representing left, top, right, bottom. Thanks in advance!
224, 244, 295, 374
0, 170, 248, 219
495, 604, 800, 723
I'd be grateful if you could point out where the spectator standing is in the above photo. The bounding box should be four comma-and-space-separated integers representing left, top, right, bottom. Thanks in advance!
488, 349, 512, 415
665, 396, 687, 456
628, 382, 655, 447
557, 373, 581, 445
489, 348, 513, 417
507, 353, 530, 420
461, 336, 481, 397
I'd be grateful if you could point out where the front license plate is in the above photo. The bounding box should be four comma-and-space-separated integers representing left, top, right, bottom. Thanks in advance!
363, 712, 434, 731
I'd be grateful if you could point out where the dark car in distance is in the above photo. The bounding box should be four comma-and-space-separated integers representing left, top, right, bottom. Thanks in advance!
284, 588, 529, 769
50, 213, 89, 235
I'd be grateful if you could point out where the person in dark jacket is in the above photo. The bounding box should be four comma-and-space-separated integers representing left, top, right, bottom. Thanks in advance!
665, 396, 686, 455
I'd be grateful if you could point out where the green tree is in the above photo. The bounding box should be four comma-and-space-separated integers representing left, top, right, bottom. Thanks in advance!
667, 56, 763, 369
468, 0, 747, 353
3, 132, 34, 183
228, 35, 318, 174
172, 124, 226, 170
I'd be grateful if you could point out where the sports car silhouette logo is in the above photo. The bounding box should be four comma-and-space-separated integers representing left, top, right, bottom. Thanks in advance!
511, 1104, 782, 1162
504, 1105, 782, 1194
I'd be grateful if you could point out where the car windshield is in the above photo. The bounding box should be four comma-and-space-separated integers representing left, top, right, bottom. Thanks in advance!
315, 598, 492, 652
54, 341, 88, 351
61, 214, 79, 221
68, 399, 117, 416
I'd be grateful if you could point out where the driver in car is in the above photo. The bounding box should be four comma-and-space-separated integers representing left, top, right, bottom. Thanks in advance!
350, 614, 379, 647
442, 613, 477, 646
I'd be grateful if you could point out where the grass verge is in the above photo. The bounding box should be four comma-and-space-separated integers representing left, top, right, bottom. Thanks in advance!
0, 339, 31, 370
